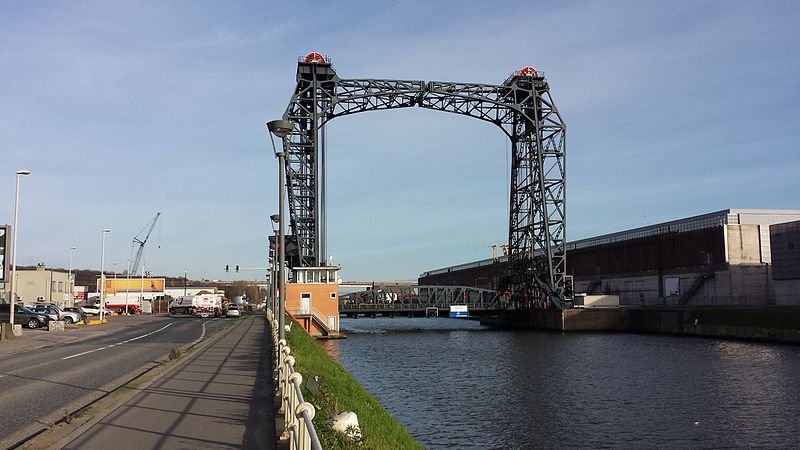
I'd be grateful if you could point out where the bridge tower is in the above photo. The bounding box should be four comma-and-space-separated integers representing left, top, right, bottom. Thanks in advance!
277, 54, 567, 307
501, 66, 566, 307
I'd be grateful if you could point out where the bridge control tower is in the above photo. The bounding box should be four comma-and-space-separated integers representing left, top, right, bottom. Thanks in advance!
285, 266, 341, 337
276, 53, 567, 308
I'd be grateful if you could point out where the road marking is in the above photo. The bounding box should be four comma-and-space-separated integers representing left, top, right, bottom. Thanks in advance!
189, 320, 213, 347
186, 318, 221, 348
61, 323, 176, 360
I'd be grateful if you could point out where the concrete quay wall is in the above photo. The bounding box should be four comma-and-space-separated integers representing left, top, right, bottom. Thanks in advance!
480, 308, 800, 345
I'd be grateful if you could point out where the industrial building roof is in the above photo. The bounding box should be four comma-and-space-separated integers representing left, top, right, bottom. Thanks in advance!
568, 208, 800, 251
421, 208, 800, 278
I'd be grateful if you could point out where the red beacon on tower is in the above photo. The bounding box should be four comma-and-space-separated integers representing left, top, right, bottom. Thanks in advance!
303, 52, 326, 63
518, 66, 539, 77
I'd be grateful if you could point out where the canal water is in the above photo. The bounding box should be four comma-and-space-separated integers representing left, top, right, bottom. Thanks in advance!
319, 317, 800, 449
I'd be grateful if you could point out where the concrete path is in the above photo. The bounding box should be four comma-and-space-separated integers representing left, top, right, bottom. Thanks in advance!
61, 316, 276, 450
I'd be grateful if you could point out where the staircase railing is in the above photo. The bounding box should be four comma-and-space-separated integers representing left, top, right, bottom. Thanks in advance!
287, 306, 333, 335
679, 270, 716, 306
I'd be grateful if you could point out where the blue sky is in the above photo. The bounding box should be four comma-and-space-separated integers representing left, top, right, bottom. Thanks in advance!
1, 0, 798, 282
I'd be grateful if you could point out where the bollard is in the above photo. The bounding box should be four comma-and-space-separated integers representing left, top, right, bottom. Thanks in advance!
0, 322, 11, 341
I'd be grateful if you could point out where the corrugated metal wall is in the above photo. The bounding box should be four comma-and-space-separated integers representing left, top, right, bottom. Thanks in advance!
566, 227, 725, 276
771, 220, 800, 280
419, 227, 727, 288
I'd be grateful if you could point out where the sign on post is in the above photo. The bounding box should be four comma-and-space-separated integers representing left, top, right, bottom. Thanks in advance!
449, 305, 469, 318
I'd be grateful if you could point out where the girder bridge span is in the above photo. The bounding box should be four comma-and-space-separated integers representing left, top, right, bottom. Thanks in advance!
339, 285, 507, 317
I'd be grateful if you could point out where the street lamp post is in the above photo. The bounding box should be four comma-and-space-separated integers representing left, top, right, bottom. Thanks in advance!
125, 258, 130, 315
184, 270, 187, 296
9, 169, 31, 329
113, 262, 118, 313
139, 258, 145, 315
68, 246, 76, 307
267, 119, 294, 341
100, 228, 111, 323
270, 215, 279, 322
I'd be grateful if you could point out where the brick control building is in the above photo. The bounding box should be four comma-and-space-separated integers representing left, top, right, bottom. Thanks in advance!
285, 266, 340, 336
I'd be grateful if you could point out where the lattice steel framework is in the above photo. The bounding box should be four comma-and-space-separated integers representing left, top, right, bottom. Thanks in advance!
279, 60, 567, 307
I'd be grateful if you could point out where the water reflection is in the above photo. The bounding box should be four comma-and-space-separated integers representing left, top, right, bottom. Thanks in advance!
321, 318, 800, 448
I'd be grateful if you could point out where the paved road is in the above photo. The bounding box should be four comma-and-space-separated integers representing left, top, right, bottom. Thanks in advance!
0, 315, 232, 448
62, 315, 276, 449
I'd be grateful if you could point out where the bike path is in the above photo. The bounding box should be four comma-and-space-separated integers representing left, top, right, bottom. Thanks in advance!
61, 315, 276, 450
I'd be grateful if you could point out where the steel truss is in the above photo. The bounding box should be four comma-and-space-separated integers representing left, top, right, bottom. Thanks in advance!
280, 61, 566, 307
341, 285, 504, 312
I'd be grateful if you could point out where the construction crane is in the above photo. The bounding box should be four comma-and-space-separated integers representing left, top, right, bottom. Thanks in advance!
129, 212, 161, 276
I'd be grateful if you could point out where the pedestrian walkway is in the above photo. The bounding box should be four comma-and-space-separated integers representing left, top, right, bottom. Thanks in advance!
61, 316, 276, 450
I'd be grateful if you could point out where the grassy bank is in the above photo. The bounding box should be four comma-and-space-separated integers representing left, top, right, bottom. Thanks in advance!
689, 307, 800, 330
286, 324, 423, 450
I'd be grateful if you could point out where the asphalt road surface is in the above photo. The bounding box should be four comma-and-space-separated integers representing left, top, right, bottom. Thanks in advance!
0, 316, 231, 448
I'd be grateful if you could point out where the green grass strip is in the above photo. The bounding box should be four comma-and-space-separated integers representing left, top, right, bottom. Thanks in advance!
286, 324, 423, 450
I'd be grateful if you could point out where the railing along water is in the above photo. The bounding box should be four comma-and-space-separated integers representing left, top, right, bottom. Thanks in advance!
267, 311, 323, 450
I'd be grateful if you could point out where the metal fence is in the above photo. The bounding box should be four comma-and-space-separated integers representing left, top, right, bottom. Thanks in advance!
267, 311, 322, 450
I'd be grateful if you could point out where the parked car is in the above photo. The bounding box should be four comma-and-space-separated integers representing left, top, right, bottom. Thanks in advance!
226, 304, 241, 318
0, 304, 51, 329
81, 303, 111, 316
30, 304, 82, 324
29, 304, 61, 321
63, 307, 86, 322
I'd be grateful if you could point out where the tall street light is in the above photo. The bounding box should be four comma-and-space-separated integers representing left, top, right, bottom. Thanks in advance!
100, 228, 111, 323
125, 258, 130, 315
270, 214, 279, 322
68, 246, 77, 307
140, 257, 145, 315
113, 262, 118, 312
267, 119, 294, 341
184, 270, 188, 296
9, 169, 31, 329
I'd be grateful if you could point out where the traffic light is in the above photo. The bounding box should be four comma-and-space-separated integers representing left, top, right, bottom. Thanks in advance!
235, 265, 240, 273
225, 264, 229, 272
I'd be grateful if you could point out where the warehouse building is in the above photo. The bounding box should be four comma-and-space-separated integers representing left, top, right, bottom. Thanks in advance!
770, 220, 800, 305
15, 264, 73, 307
419, 209, 800, 306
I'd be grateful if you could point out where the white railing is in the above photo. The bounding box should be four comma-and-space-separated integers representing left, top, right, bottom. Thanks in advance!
287, 306, 335, 334
267, 311, 323, 450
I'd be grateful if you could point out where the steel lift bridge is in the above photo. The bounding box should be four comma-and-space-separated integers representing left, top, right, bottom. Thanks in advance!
275, 52, 567, 308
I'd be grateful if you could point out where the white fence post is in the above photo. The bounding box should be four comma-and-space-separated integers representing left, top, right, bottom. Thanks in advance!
268, 314, 322, 450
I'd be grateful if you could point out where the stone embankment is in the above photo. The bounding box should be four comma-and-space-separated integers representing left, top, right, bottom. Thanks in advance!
481, 307, 800, 344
